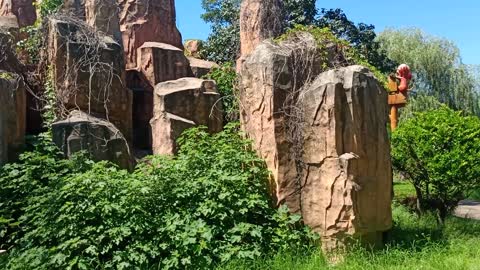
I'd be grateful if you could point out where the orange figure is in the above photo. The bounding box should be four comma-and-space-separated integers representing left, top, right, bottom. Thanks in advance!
388, 64, 413, 130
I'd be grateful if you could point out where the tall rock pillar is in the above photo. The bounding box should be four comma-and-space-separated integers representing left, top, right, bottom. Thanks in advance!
237, 0, 284, 70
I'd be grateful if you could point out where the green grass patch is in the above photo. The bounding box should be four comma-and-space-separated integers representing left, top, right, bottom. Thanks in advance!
216, 205, 480, 270
393, 181, 416, 201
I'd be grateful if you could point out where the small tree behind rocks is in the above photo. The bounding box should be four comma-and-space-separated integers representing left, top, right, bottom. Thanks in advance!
392, 106, 480, 224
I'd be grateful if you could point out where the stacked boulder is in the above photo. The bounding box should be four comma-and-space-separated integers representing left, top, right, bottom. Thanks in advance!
46, 0, 133, 168
0, 32, 26, 165
239, 32, 392, 250
44, 0, 222, 165
117, 0, 222, 153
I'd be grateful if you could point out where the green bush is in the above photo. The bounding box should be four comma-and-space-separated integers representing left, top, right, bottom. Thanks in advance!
1, 124, 317, 269
391, 106, 480, 223
203, 63, 238, 122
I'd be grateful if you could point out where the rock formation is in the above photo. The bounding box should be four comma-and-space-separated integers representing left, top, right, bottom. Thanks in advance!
137, 42, 193, 86
0, 71, 26, 165
47, 17, 132, 140
61, 0, 123, 44
117, 0, 183, 69
239, 33, 392, 250
300, 66, 392, 250
237, 0, 284, 70
52, 110, 135, 170
0, 0, 36, 28
151, 78, 222, 155
188, 57, 219, 78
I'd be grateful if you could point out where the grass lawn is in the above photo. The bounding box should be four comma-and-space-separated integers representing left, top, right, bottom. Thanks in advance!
217, 182, 480, 270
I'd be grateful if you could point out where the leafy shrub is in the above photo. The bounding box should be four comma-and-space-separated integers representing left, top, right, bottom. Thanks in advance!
391, 106, 480, 223
203, 63, 238, 122
0, 133, 91, 250
1, 124, 317, 269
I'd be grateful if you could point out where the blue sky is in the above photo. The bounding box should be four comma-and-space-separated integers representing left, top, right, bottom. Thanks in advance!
175, 0, 480, 65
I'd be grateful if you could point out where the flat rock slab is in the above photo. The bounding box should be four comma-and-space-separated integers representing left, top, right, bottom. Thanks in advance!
454, 200, 480, 220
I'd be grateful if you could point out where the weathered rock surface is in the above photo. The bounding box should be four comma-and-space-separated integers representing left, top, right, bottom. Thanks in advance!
118, 0, 183, 69
52, 110, 135, 170
47, 18, 132, 140
300, 66, 392, 250
137, 42, 193, 86
0, 71, 26, 165
151, 78, 222, 155
184, 39, 202, 58
187, 57, 218, 78
240, 34, 392, 250
0, 0, 36, 27
239, 34, 336, 212
0, 30, 22, 72
238, 0, 284, 70
61, 0, 122, 43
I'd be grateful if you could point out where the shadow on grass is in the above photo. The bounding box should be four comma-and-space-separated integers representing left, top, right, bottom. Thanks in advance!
384, 205, 480, 251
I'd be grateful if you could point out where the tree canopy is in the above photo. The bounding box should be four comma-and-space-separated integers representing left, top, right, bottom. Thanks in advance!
378, 28, 480, 116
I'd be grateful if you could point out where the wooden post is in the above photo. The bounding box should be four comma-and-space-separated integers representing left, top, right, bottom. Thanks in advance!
390, 105, 398, 131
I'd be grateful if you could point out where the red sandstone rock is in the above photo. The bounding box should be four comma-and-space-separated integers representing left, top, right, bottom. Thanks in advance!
137, 42, 192, 86
117, 0, 183, 69
0, 0, 36, 27
237, 0, 283, 70
239, 34, 392, 251
0, 71, 26, 165
151, 78, 223, 155
47, 18, 132, 140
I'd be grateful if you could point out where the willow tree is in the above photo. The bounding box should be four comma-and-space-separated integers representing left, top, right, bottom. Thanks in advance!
377, 28, 480, 117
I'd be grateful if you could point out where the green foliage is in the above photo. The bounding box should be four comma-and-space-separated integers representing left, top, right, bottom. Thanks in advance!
37, 0, 64, 17
200, 0, 318, 64
41, 67, 57, 128
203, 63, 238, 122
316, 8, 397, 74
1, 124, 317, 269
15, 24, 42, 64
202, 24, 240, 64
391, 106, 480, 222
0, 133, 92, 251
283, 0, 317, 28
218, 205, 480, 270
276, 25, 388, 86
377, 28, 480, 117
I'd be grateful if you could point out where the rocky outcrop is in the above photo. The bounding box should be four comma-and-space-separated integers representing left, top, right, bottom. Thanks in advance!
0, 71, 26, 165
188, 57, 218, 78
239, 33, 392, 250
238, 0, 284, 70
300, 66, 392, 250
117, 0, 183, 69
151, 78, 222, 155
239, 33, 337, 212
0, 0, 36, 28
52, 110, 135, 170
61, 0, 122, 43
47, 17, 132, 140
137, 42, 192, 86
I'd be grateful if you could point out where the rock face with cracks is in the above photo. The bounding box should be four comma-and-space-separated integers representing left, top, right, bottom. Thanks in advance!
52, 110, 135, 170
117, 0, 183, 69
47, 17, 132, 141
0, 71, 26, 165
300, 66, 392, 250
237, 0, 284, 70
151, 78, 223, 155
239, 34, 392, 250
